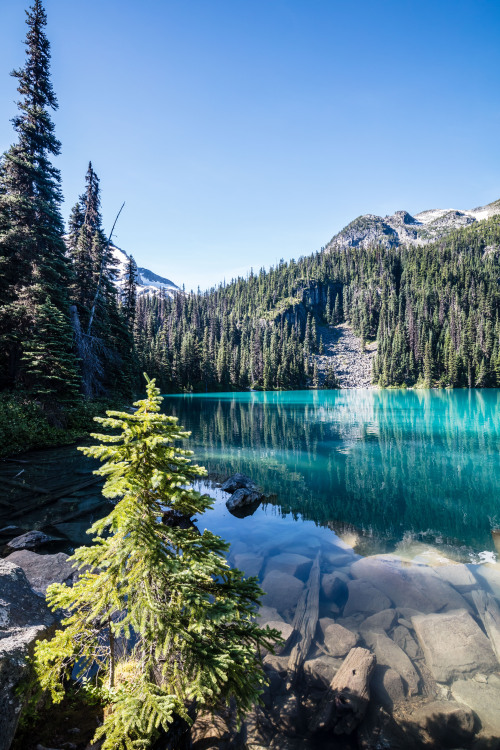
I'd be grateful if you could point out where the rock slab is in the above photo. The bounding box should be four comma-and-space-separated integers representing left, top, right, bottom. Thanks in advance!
412, 608, 497, 682
5, 550, 76, 596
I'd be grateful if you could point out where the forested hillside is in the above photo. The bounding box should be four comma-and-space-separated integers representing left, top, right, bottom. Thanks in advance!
134, 216, 500, 391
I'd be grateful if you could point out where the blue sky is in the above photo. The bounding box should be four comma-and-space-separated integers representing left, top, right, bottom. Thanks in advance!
1, 0, 500, 291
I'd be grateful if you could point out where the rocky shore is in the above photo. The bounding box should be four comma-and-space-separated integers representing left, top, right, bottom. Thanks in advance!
2, 517, 500, 750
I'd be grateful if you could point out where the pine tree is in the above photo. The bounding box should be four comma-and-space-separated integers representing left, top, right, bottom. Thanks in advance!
0, 0, 79, 398
34, 376, 279, 750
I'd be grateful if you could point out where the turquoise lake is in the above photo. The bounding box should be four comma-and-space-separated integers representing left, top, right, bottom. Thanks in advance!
162, 389, 500, 560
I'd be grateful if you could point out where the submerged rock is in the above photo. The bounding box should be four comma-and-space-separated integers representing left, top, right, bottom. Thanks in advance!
363, 630, 420, 696
343, 578, 392, 616
5, 550, 76, 597
261, 571, 304, 618
322, 623, 357, 658
233, 552, 264, 578
406, 699, 476, 748
0, 560, 56, 750
412, 608, 497, 682
371, 666, 406, 709
451, 678, 500, 736
265, 553, 312, 581
351, 555, 471, 614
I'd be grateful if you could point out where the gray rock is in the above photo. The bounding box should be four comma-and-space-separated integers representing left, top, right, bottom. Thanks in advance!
256, 605, 284, 625
343, 579, 391, 617
233, 552, 263, 578
371, 666, 406, 709
474, 563, 500, 600
261, 571, 304, 618
392, 624, 421, 659
320, 572, 348, 604
359, 608, 397, 634
266, 553, 312, 581
5, 550, 76, 597
323, 623, 357, 658
412, 608, 497, 683
226, 487, 262, 511
0, 561, 56, 750
407, 699, 476, 747
451, 679, 500, 736
220, 473, 257, 493
303, 655, 341, 689
351, 555, 471, 614
433, 563, 478, 593
363, 630, 420, 695
6, 530, 55, 551
262, 621, 293, 655
317, 616, 336, 638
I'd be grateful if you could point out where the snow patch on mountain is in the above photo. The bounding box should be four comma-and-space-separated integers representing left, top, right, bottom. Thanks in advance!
327, 198, 500, 252
110, 245, 180, 298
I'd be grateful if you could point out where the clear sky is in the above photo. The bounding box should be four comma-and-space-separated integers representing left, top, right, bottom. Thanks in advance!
1, 0, 500, 291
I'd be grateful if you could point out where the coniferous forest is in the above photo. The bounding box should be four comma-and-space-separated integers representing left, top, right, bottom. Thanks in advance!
1, 0, 500, 451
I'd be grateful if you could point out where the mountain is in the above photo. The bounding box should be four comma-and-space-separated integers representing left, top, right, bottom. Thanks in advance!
326, 198, 500, 251
110, 245, 181, 298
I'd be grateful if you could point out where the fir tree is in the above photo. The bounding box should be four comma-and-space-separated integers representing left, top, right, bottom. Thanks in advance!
0, 0, 79, 399
34, 376, 279, 750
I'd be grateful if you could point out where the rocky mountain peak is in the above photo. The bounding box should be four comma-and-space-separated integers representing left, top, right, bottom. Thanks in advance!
327, 198, 500, 252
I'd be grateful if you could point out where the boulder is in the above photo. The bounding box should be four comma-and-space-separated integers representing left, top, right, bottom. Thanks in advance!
474, 562, 500, 600
412, 609, 497, 682
363, 630, 420, 695
233, 553, 264, 578
320, 573, 348, 605
265, 553, 312, 581
226, 488, 262, 511
257, 606, 284, 625
433, 563, 478, 593
6, 530, 56, 551
262, 621, 293, 655
371, 666, 406, 709
359, 608, 397, 634
261, 571, 304, 618
5, 550, 75, 597
392, 624, 420, 659
343, 579, 391, 617
322, 623, 357, 658
0, 561, 56, 750
351, 555, 471, 614
317, 616, 336, 638
451, 678, 500, 735
221, 473, 257, 493
406, 699, 476, 748
303, 655, 341, 689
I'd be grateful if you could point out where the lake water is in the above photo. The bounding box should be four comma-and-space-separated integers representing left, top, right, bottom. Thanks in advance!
163, 389, 500, 560
162, 389, 500, 747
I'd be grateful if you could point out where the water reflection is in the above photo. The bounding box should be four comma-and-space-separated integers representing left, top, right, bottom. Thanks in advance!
162, 389, 500, 557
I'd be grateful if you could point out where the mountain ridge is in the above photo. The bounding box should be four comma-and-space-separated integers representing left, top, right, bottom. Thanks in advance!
326, 198, 500, 252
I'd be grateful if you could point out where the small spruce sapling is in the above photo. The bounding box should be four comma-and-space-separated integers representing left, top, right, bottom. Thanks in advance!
34, 375, 279, 750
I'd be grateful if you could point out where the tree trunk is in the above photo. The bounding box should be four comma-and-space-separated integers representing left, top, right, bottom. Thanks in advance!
309, 646, 375, 735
